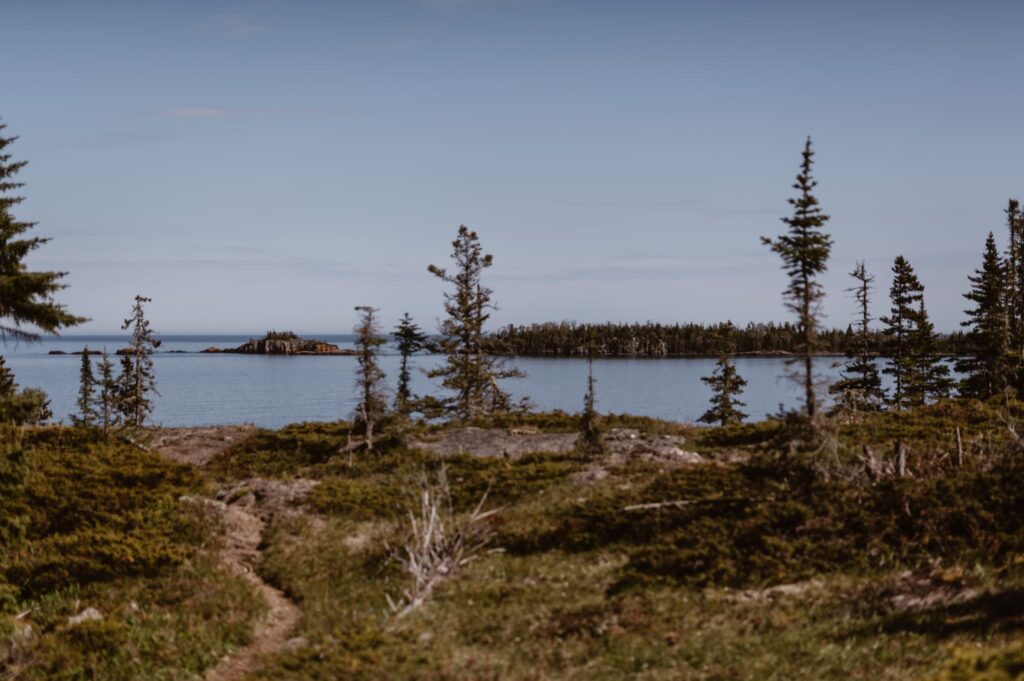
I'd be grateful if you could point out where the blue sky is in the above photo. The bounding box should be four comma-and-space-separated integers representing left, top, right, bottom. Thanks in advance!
3, 0, 1022, 333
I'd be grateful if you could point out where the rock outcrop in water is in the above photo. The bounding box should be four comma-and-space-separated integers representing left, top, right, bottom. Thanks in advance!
204, 332, 353, 356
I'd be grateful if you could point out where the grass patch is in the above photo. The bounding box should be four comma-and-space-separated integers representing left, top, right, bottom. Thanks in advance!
1, 427, 264, 678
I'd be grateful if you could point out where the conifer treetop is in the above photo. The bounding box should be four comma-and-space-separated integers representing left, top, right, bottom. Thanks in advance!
0, 120, 87, 341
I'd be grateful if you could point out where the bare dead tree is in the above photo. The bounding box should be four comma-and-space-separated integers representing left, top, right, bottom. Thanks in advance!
386, 467, 497, 619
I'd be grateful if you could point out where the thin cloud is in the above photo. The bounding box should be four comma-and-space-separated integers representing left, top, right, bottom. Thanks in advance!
199, 14, 271, 36
160, 107, 236, 120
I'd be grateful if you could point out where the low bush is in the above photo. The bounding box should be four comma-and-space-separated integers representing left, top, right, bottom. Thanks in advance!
2, 436, 205, 601
208, 421, 352, 479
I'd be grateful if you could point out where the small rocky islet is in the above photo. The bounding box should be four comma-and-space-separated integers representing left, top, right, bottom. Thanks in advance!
202, 331, 354, 356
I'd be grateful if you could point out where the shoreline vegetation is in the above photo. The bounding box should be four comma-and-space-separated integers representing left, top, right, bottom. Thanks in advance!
484, 320, 969, 359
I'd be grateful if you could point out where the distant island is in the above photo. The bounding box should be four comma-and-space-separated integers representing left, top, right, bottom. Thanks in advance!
484, 321, 968, 358
202, 330, 355, 356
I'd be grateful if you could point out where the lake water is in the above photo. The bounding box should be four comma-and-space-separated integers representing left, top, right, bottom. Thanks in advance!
3, 335, 912, 429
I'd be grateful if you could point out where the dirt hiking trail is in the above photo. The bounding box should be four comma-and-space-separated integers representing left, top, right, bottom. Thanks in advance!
151, 427, 302, 681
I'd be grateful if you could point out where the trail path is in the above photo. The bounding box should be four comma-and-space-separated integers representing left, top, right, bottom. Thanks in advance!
150, 427, 304, 681
203, 502, 299, 681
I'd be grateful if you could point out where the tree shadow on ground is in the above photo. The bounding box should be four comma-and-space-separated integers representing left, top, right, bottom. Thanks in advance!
875, 588, 1024, 639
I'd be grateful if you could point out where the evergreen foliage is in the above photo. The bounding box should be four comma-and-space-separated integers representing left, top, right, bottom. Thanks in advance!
881, 257, 950, 409
73, 348, 98, 427
577, 358, 603, 455
0, 356, 15, 398
0, 120, 85, 342
485, 320, 951, 357
97, 350, 119, 437
881, 257, 924, 410
829, 262, 885, 412
907, 299, 953, 405
957, 232, 1010, 398
0, 120, 84, 425
1004, 199, 1024, 389
699, 356, 748, 426
392, 312, 427, 411
761, 137, 833, 418
353, 305, 387, 451
428, 225, 524, 419
119, 295, 160, 427
0, 355, 51, 426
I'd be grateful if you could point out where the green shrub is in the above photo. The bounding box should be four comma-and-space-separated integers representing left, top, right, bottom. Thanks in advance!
2, 437, 205, 601
208, 422, 352, 479
307, 477, 406, 520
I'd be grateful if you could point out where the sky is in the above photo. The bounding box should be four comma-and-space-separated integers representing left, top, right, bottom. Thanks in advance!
2, 0, 1023, 334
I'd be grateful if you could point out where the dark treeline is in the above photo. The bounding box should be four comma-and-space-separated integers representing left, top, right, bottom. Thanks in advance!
485, 320, 967, 358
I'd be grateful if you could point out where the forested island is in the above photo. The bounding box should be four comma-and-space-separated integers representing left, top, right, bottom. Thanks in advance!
486, 320, 968, 358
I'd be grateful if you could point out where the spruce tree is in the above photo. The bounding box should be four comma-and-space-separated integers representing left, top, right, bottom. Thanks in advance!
116, 354, 134, 423
0, 120, 85, 422
907, 298, 952, 405
0, 356, 15, 399
0, 120, 85, 341
699, 356, 748, 426
957, 232, 1010, 399
881, 256, 923, 410
428, 225, 524, 419
353, 305, 387, 452
578, 358, 603, 455
762, 137, 833, 419
119, 295, 160, 427
1004, 199, 1024, 386
392, 312, 427, 412
829, 262, 885, 412
97, 349, 118, 437
73, 348, 98, 427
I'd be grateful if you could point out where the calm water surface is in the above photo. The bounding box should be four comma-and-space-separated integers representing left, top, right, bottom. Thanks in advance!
3, 335, 910, 428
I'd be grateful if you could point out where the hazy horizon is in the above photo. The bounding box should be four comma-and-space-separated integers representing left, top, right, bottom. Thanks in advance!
5, 0, 1023, 334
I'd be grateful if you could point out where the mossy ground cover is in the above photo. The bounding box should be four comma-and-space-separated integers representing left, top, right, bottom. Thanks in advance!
231, 404, 1024, 679
7, 402, 1024, 678
1, 428, 264, 679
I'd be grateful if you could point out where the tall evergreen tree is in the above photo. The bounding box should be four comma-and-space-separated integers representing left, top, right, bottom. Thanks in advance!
97, 349, 118, 437
1004, 199, 1024, 382
958, 232, 1010, 398
392, 312, 427, 412
699, 356, 748, 426
428, 225, 524, 419
73, 348, 98, 427
907, 298, 953, 405
0, 120, 85, 422
116, 354, 134, 422
762, 137, 833, 419
578, 357, 603, 455
353, 305, 387, 452
0, 120, 85, 342
829, 262, 885, 412
881, 256, 923, 410
119, 295, 160, 427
